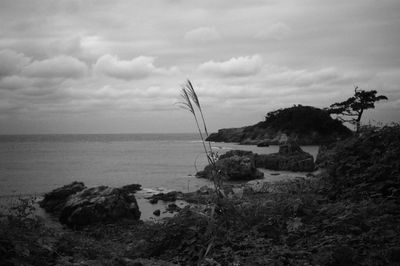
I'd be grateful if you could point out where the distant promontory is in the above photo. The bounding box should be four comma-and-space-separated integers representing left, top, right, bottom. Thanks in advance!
206, 105, 352, 145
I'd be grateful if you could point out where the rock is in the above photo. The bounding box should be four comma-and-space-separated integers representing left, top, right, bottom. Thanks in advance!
255, 142, 315, 172
218, 150, 254, 160
120, 184, 142, 193
240, 139, 261, 145
314, 145, 336, 169
39, 181, 86, 213
166, 203, 180, 213
256, 140, 270, 147
206, 127, 245, 143
58, 186, 140, 227
153, 209, 161, 216
278, 142, 303, 154
197, 150, 264, 181
147, 191, 182, 204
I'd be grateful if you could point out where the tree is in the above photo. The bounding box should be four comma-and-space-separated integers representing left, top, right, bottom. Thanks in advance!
328, 87, 387, 132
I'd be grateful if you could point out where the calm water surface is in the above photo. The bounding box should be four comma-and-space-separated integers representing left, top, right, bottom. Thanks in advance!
0, 134, 319, 197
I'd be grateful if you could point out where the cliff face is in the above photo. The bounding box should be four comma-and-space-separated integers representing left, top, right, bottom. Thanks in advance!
206, 105, 352, 145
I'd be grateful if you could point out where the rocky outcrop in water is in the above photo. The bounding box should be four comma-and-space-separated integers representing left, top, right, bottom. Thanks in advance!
197, 150, 264, 181
206, 105, 352, 145
40, 182, 141, 228
198, 142, 314, 178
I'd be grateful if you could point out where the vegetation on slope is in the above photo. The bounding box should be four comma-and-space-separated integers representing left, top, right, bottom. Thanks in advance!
207, 105, 352, 145
319, 124, 400, 200
257, 105, 351, 136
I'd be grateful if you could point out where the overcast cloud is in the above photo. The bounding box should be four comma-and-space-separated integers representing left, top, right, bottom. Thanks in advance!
0, 0, 399, 134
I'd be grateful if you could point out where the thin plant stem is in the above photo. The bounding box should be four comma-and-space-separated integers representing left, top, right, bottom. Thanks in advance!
178, 88, 209, 161
185, 80, 213, 152
178, 80, 223, 198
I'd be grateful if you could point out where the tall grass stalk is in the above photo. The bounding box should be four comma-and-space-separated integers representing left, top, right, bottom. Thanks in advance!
184, 80, 213, 152
177, 80, 226, 265
178, 88, 209, 160
177, 80, 223, 198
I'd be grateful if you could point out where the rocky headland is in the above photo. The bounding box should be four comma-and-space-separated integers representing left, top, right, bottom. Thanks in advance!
206, 105, 352, 145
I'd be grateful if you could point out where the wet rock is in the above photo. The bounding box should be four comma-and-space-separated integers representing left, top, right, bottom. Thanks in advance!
147, 191, 182, 204
58, 186, 140, 227
39, 181, 86, 213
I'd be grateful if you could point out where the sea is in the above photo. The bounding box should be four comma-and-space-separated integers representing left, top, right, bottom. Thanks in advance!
0, 133, 318, 219
0, 134, 318, 219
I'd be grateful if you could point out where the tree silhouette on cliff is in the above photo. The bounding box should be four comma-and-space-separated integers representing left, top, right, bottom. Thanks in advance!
328, 87, 387, 132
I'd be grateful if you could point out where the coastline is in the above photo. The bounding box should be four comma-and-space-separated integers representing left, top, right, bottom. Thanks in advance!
4, 125, 399, 264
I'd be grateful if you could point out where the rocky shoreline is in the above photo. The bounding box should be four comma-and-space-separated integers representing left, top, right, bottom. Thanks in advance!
1, 125, 399, 265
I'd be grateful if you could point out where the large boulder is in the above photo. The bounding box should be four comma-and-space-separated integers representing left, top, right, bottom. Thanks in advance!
255, 142, 315, 172
59, 186, 140, 227
39, 181, 86, 213
197, 150, 264, 181
40, 182, 141, 228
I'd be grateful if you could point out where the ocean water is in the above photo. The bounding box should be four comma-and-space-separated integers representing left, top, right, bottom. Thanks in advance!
0, 134, 319, 197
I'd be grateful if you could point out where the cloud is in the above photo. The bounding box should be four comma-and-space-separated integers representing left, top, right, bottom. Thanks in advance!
254, 22, 292, 40
184, 27, 221, 43
93, 54, 178, 80
22, 56, 88, 79
0, 0, 399, 133
0, 49, 30, 77
198, 55, 263, 77
262, 66, 358, 88
0, 75, 31, 91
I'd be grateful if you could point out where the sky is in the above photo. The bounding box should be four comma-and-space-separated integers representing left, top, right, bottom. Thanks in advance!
0, 0, 399, 134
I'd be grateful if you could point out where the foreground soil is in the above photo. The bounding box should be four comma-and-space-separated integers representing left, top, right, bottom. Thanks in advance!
1, 125, 400, 265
